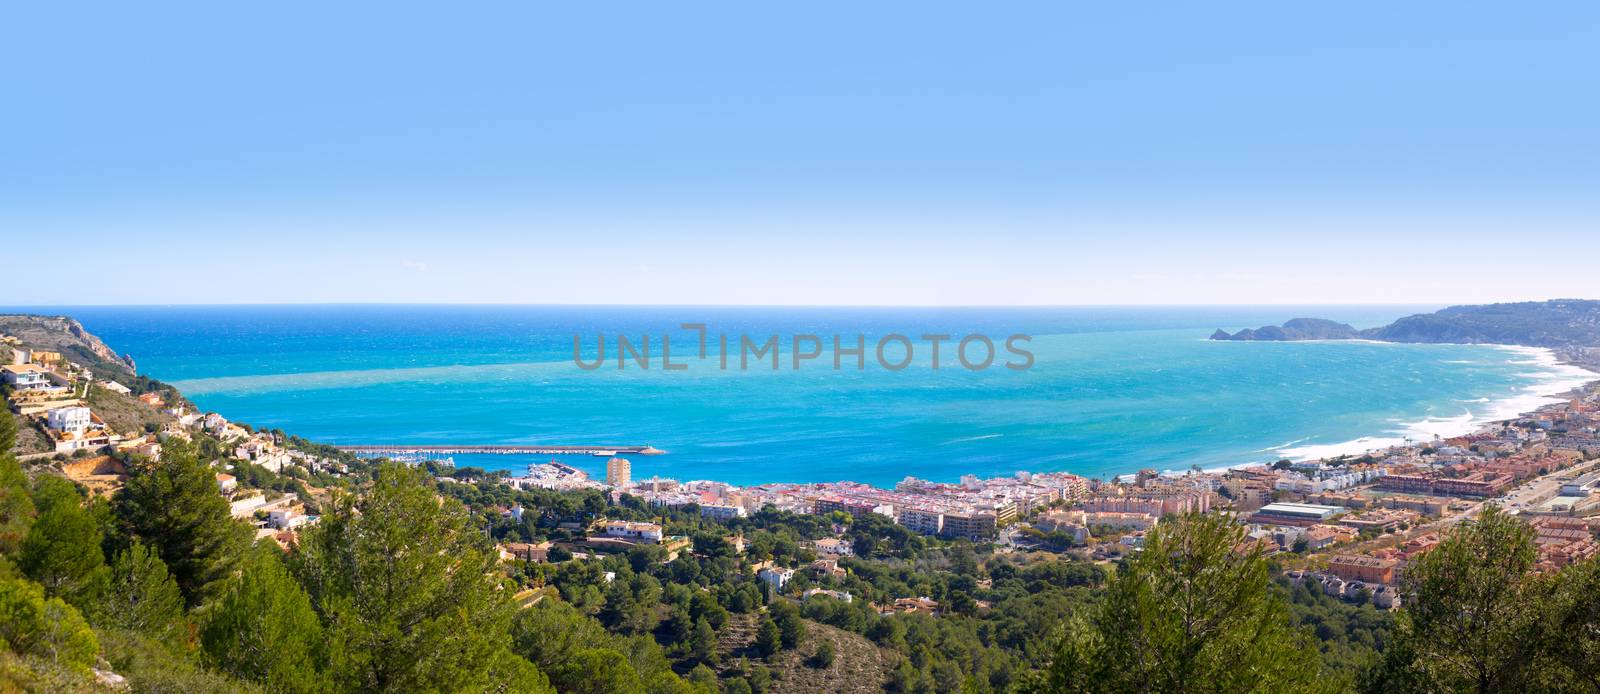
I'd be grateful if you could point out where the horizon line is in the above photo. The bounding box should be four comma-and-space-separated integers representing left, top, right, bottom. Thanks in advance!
1, 300, 1497, 309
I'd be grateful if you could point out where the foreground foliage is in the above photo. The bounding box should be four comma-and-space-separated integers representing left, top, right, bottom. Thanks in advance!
291, 462, 553, 692
1024, 513, 1329, 693
1365, 506, 1600, 694
112, 444, 251, 606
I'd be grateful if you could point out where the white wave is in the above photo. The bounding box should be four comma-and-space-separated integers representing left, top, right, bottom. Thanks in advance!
1401, 410, 1478, 440
1278, 435, 1411, 461
1252, 436, 1310, 453
1275, 345, 1599, 462
940, 434, 1004, 445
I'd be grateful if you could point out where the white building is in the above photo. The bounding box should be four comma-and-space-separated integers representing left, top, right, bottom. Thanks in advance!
803, 588, 852, 603
1273, 468, 1381, 494
203, 413, 229, 433
256, 451, 291, 473
602, 520, 664, 544
699, 503, 747, 520
268, 507, 315, 530
99, 380, 132, 395
235, 438, 292, 473
2, 364, 50, 390
230, 494, 268, 518
46, 406, 92, 434
2, 364, 69, 400
757, 567, 794, 591
896, 507, 944, 535
812, 537, 855, 557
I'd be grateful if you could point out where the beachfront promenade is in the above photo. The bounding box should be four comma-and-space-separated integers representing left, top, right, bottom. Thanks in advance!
335, 444, 663, 456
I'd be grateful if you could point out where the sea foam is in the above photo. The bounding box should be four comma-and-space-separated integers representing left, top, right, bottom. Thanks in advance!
1276, 345, 1598, 462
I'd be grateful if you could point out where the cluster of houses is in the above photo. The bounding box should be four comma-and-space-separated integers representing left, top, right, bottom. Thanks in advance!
212, 436, 346, 548
519, 464, 1097, 545
2, 342, 156, 456
492, 512, 878, 604
1286, 568, 1406, 609
0, 335, 344, 552
1229, 388, 1600, 609
963, 386, 1600, 610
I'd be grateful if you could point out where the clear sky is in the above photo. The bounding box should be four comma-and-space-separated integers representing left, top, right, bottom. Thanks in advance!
3, 2, 1598, 306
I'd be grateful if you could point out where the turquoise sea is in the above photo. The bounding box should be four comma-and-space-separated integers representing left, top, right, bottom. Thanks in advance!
17, 305, 1595, 487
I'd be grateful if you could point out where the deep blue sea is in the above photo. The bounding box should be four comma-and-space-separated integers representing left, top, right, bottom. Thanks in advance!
14, 305, 1595, 487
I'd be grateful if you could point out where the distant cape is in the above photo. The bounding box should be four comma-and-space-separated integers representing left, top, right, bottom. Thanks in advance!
1210, 299, 1600, 349
1208, 318, 1360, 342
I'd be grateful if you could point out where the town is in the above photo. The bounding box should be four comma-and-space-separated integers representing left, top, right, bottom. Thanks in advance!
490, 372, 1600, 613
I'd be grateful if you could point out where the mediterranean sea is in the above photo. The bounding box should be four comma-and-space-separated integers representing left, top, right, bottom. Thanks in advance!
16, 305, 1595, 487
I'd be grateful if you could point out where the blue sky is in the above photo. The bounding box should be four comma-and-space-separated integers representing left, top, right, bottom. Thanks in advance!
3, 2, 1598, 305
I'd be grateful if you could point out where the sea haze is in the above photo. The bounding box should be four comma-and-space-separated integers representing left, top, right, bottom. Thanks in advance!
22, 305, 1596, 487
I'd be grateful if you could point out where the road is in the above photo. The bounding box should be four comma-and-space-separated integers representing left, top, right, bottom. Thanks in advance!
1436, 457, 1600, 527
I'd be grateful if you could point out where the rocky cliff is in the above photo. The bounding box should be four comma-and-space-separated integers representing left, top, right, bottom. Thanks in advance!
0, 314, 138, 375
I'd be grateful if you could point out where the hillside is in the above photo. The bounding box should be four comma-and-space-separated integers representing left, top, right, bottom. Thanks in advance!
2, 315, 180, 458
1212, 299, 1600, 349
715, 613, 898, 693
0, 314, 137, 377
82, 383, 174, 436
7, 412, 51, 456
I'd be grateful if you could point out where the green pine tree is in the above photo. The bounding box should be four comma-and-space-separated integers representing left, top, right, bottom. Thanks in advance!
94, 540, 186, 641
510, 599, 668, 693
1550, 555, 1600, 690
1367, 505, 1550, 693
686, 663, 718, 690
747, 664, 772, 694
546, 648, 643, 694
18, 476, 108, 609
689, 617, 718, 665
112, 443, 251, 606
200, 544, 329, 693
482, 647, 556, 694
755, 617, 781, 658
811, 640, 835, 668
1026, 512, 1329, 693
0, 415, 33, 556
770, 600, 805, 650
290, 461, 549, 692
663, 604, 695, 645
598, 577, 638, 632
0, 575, 100, 672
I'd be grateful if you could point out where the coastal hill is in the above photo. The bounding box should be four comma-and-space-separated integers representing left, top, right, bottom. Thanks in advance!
2, 314, 180, 456
0, 314, 137, 376
1207, 317, 1361, 342
1211, 299, 1600, 348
